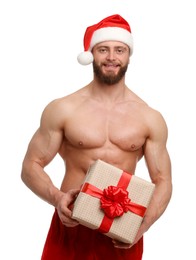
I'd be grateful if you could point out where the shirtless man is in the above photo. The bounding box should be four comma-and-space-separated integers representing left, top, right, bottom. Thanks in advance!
21, 14, 172, 260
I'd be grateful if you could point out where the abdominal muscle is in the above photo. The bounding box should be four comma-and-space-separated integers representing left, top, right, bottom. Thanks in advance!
59, 142, 143, 193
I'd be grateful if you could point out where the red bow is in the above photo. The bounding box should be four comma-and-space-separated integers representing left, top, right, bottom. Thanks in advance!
100, 186, 131, 218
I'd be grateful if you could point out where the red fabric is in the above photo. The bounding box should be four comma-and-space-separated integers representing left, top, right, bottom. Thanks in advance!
83, 14, 131, 51
41, 210, 143, 260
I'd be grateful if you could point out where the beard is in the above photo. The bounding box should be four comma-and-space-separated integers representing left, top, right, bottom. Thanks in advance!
93, 61, 128, 85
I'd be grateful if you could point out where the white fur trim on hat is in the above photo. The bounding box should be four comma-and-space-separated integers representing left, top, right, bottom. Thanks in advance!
90, 27, 133, 53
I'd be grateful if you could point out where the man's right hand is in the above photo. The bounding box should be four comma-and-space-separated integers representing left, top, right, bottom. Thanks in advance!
56, 189, 80, 227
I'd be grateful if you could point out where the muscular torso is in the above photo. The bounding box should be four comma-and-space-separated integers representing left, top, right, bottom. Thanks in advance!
55, 86, 151, 192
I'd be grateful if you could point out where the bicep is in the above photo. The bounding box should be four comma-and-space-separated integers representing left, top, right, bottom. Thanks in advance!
144, 114, 171, 184
24, 102, 64, 168
26, 128, 63, 167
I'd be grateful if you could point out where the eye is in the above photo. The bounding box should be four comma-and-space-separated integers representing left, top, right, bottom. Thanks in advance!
98, 47, 107, 53
116, 48, 125, 54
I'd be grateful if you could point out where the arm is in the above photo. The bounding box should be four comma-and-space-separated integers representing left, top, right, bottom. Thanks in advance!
21, 100, 79, 226
134, 110, 172, 244
113, 110, 172, 249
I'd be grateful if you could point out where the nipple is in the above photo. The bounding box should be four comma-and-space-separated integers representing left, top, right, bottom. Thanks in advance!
131, 144, 135, 150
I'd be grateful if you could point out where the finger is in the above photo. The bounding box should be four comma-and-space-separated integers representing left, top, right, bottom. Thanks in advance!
113, 244, 132, 249
68, 189, 80, 202
67, 189, 80, 208
62, 190, 78, 208
62, 214, 79, 226
61, 217, 79, 227
112, 240, 132, 249
69, 189, 80, 196
61, 220, 79, 227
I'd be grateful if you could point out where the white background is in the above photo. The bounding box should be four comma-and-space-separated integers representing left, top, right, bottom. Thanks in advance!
0, 0, 195, 259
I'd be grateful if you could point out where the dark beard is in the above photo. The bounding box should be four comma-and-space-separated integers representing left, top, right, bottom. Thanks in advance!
93, 61, 128, 85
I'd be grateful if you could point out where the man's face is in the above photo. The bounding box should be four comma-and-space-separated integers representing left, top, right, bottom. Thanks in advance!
92, 41, 130, 85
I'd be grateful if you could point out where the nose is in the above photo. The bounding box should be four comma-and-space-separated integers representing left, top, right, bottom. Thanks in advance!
106, 50, 116, 61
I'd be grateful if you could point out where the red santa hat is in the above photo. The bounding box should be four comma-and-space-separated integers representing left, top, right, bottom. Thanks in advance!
77, 14, 133, 65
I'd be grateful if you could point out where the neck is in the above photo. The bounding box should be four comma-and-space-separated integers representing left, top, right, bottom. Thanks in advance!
89, 78, 127, 104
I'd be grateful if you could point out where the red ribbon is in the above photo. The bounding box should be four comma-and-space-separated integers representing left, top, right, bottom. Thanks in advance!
81, 171, 147, 233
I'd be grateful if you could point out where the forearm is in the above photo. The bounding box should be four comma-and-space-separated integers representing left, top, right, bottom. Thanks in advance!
132, 179, 172, 246
142, 179, 172, 231
21, 160, 64, 208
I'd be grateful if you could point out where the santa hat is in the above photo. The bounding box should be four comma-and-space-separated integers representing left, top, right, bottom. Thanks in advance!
77, 14, 133, 65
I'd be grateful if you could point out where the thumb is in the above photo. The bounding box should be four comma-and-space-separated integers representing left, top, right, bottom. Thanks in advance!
67, 189, 80, 204
68, 189, 80, 210
69, 188, 80, 197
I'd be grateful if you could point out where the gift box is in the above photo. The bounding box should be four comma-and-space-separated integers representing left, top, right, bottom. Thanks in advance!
72, 159, 155, 244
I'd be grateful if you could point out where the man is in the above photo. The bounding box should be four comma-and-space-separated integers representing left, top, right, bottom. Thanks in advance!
21, 14, 172, 260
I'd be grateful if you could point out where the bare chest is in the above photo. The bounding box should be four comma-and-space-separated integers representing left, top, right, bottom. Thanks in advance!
64, 107, 148, 152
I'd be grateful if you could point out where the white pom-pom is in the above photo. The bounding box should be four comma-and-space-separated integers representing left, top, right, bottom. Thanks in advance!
77, 51, 94, 65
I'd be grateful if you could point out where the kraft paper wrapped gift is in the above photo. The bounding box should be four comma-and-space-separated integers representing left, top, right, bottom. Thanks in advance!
72, 159, 155, 244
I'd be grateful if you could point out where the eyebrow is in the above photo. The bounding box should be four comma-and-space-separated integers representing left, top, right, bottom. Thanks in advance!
96, 45, 128, 50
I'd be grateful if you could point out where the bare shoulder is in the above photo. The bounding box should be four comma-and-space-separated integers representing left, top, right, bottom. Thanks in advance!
40, 87, 88, 127
126, 89, 168, 136
143, 105, 168, 140
127, 88, 166, 121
